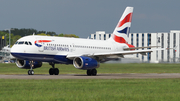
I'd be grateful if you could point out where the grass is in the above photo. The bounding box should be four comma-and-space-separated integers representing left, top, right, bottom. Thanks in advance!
0, 63, 180, 74
1, 63, 180, 100
0, 79, 180, 101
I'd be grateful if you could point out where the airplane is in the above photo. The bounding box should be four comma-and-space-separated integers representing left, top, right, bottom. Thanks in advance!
0, 45, 14, 60
10, 7, 162, 75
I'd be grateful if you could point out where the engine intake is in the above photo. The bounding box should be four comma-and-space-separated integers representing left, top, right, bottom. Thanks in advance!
73, 56, 99, 70
15, 59, 42, 69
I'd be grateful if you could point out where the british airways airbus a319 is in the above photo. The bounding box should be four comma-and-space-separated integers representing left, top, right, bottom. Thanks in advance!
10, 7, 160, 75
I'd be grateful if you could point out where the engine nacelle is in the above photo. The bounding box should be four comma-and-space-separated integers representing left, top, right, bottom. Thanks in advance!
15, 59, 42, 69
73, 56, 99, 70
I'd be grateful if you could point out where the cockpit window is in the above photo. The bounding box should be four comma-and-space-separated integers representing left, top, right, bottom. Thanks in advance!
15, 41, 18, 44
18, 41, 24, 44
15, 41, 32, 45
25, 41, 28, 45
29, 42, 32, 45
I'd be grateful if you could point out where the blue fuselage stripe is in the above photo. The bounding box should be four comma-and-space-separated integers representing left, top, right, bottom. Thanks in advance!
11, 53, 73, 64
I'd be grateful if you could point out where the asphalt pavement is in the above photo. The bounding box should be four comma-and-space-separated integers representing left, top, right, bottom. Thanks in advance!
0, 73, 180, 79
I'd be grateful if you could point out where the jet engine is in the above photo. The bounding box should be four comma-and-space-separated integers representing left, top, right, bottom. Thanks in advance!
15, 59, 42, 69
73, 56, 99, 70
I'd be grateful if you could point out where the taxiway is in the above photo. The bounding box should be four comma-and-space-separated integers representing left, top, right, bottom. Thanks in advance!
0, 73, 180, 79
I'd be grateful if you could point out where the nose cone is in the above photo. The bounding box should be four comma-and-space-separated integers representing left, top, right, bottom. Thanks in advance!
10, 45, 20, 58
10, 45, 15, 54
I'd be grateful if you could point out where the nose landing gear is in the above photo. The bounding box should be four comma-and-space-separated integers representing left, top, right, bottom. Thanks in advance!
28, 61, 34, 75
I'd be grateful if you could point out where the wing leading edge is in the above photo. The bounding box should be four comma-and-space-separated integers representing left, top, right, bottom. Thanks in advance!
66, 48, 166, 59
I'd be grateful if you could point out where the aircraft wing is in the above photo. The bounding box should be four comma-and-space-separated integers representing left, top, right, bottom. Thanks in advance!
93, 49, 153, 56
88, 48, 164, 57
66, 48, 165, 59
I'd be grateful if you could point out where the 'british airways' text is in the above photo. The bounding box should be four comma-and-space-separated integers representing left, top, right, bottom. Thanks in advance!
44, 46, 69, 51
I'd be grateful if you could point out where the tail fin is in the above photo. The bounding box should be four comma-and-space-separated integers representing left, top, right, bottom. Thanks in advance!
109, 7, 133, 43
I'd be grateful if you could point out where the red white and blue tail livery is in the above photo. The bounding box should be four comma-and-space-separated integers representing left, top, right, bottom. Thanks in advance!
10, 7, 163, 76
112, 7, 133, 43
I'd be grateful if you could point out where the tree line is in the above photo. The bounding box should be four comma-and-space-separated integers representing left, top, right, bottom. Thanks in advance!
0, 28, 79, 47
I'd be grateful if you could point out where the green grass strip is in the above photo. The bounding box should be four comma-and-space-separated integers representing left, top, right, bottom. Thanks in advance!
0, 79, 180, 101
0, 63, 180, 74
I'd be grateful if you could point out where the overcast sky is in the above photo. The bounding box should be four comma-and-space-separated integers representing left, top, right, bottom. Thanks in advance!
0, 0, 180, 38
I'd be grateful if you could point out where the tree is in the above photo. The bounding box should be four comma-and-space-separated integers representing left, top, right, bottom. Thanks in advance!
0, 31, 8, 36
10, 28, 38, 36
58, 33, 79, 38
0, 28, 80, 47
38, 31, 46, 34
12, 35, 21, 45
37, 33, 50, 36
46, 31, 57, 36
63, 34, 79, 38
58, 33, 64, 37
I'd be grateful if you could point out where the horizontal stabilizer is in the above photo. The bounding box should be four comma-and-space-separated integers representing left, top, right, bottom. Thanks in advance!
123, 46, 160, 50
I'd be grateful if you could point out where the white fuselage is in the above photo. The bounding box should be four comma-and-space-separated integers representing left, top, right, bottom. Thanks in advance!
11, 35, 128, 64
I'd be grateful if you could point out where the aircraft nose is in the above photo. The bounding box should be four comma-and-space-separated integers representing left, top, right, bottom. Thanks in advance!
10, 45, 15, 53
10, 45, 23, 59
10, 45, 20, 57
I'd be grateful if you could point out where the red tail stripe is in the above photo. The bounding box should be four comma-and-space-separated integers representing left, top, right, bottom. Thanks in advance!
126, 44, 135, 50
113, 34, 127, 43
118, 13, 132, 28
126, 44, 135, 48
113, 34, 135, 50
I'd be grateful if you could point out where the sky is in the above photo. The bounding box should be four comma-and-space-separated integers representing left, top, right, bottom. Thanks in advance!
0, 0, 180, 38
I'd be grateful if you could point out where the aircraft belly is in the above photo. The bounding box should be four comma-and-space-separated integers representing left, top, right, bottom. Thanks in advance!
11, 52, 72, 64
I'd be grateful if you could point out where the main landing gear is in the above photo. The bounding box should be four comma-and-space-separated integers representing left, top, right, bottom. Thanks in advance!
28, 61, 34, 75
49, 62, 59, 75
87, 69, 97, 76
27, 61, 96, 76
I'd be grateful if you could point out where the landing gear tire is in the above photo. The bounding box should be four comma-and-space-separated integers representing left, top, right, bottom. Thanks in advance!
28, 61, 34, 75
49, 62, 59, 75
54, 68, 59, 75
86, 69, 97, 76
28, 70, 34, 75
91, 69, 97, 76
87, 70, 92, 76
49, 68, 59, 75
49, 68, 54, 75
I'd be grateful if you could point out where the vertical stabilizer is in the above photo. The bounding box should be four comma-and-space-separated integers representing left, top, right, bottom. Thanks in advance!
109, 7, 133, 43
